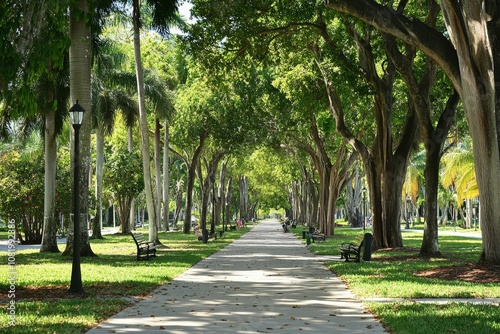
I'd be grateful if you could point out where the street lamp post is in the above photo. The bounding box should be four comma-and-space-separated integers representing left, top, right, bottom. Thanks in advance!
362, 187, 366, 231
69, 100, 85, 294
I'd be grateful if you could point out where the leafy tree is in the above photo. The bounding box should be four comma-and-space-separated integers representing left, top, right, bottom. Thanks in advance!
128, 0, 179, 242
0, 149, 44, 243
0, 0, 71, 252
325, 0, 500, 265
245, 148, 294, 213
105, 149, 144, 234
185, 1, 419, 249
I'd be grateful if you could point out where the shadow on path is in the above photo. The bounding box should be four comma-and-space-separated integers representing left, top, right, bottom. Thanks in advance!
86, 220, 387, 334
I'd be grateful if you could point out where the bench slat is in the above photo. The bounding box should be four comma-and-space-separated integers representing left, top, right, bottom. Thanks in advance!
131, 233, 160, 260
339, 240, 364, 262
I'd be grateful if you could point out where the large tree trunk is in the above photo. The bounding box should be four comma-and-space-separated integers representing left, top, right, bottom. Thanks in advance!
326, 147, 357, 236
300, 119, 332, 233
316, 27, 417, 250
239, 176, 249, 221
199, 153, 224, 238
215, 160, 227, 228
132, 0, 157, 243
345, 172, 362, 228
419, 92, 459, 256
199, 167, 212, 239
224, 177, 233, 230
117, 195, 132, 235
63, 0, 95, 257
326, 0, 500, 264
41, 109, 59, 252
440, 1, 500, 264
183, 133, 207, 233
383, 7, 458, 257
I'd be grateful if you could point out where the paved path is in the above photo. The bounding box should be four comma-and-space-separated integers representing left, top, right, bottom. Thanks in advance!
87, 220, 386, 334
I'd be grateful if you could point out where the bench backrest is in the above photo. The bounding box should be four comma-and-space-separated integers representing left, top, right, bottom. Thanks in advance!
131, 232, 146, 244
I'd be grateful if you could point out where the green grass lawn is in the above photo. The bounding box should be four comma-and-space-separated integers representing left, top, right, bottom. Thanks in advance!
0, 226, 248, 333
296, 226, 500, 334
2, 224, 499, 334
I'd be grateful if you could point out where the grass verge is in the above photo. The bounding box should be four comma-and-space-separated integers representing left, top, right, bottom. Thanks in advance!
0, 226, 249, 333
294, 226, 500, 334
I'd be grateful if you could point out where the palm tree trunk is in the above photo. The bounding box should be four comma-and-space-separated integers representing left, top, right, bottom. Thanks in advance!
133, 0, 157, 242
40, 109, 59, 252
91, 126, 105, 239
154, 118, 163, 232
63, 0, 95, 257
127, 126, 135, 230
162, 120, 170, 231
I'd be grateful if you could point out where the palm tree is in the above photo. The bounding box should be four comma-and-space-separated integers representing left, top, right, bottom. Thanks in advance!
90, 35, 139, 238
38, 72, 70, 252
92, 86, 138, 237
143, 71, 174, 233
130, 0, 179, 241
402, 150, 425, 228
441, 140, 477, 229
0, 0, 70, 252
63, 0, 95, 257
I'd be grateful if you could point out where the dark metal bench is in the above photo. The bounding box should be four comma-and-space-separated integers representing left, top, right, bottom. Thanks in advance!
131, 232, 162, 260
311, 233, 325, 241
195, 229, 218, 241
339, 240, 364, 262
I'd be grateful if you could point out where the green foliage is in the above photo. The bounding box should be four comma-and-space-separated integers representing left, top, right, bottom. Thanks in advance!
0, 148, 45, 244
0, 150, 44, 239
0, 0, 71, 119
0, 146, 71, 243
105, 149, 144, 199
244, 147, 295, 211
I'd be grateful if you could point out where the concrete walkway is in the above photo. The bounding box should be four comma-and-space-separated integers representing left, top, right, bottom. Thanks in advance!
87, 220, 386, 334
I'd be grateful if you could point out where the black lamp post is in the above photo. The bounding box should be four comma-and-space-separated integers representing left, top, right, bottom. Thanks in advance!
69, 100, 85, 294
362, 187, 366, 231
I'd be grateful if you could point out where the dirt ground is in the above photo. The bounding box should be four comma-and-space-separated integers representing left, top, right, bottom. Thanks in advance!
415, 262, 500, 283
375, 247, 500, 284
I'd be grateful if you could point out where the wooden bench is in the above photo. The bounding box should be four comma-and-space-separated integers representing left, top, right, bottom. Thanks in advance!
339, 240, 364, 262
131, 232, 162, 260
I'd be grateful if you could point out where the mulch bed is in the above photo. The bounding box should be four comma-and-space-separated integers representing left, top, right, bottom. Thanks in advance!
374, 247, 500, 284
415, 263, 500, 283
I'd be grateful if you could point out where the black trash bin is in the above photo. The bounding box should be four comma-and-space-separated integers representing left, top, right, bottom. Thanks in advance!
362, 232, 373, 261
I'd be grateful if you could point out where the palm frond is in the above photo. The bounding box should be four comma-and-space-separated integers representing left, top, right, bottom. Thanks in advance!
456, 166, 478, 203
148, 0, 180, 37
